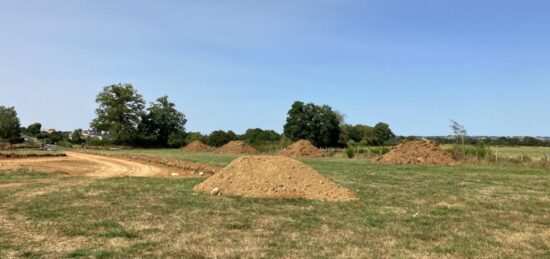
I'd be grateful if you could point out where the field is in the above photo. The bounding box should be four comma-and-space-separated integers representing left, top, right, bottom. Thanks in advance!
1, 149, 549, 258
441, 145, 550, 161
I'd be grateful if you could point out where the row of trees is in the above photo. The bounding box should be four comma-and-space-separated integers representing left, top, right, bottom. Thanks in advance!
181, 128, 282, 147
90, 84, 187, 147
429, 136, 550, 147
2, 84, 396, 148
87, 84, 396, 148
283, 101, 395, 147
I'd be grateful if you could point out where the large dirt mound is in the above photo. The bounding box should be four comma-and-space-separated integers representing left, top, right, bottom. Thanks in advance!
193, 156, 357, 201
376, 140, 457, 165
217, 141, 259, 154
279, 139, 327, 158
182, 141, 214, 152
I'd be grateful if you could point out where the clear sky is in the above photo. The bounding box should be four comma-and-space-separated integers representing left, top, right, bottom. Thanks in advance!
1, 0, 549, 136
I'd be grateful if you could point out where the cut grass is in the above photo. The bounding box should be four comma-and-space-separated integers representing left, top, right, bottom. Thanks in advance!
0, 151, 548, 258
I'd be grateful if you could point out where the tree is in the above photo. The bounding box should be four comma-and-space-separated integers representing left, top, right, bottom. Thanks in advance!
450, 120, 467, 148
26, 123, 42, 136
0, 106, 22, 143
139, 96, 187, 146
241, 128, 281, 145
373, 122, 395, 145
206, 130, 238, 147
71, 129, 84, 145
90, 84, 145, 144
284, 101, 341, 147
48, 131, 64, 144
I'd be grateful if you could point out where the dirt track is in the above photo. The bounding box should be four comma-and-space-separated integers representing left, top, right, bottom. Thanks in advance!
0, 152, 173, 178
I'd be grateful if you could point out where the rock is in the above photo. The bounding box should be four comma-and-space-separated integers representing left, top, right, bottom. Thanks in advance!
211, 187, 220, 196
170, 173, 179, 177
199, 171, 204, 176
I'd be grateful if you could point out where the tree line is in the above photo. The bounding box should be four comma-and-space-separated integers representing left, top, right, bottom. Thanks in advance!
1, 83, 396, 148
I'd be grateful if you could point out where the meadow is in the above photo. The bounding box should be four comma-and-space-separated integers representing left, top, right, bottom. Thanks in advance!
1, 150, 548, 258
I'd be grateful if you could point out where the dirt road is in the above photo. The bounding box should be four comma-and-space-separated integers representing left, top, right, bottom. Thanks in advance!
0, 152, 172, 178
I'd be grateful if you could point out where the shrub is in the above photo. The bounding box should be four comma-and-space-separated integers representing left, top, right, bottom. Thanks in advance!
346, 147, 355, 159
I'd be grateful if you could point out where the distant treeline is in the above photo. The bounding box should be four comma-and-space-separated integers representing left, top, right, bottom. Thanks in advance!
425, 136, 550, 147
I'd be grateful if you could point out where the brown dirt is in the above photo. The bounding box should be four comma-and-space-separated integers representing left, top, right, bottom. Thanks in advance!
217, 141, 259, 154
193, 156, 357, 202
375, 140, 458, 165
0, 152, 213, 178
111, 154, 221, 176
279, 139, 327, 158
182, 140, 214, 152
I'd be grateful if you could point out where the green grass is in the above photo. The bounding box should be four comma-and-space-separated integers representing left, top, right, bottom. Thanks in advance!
441, 144, 550, 160
0, 151, 548, 258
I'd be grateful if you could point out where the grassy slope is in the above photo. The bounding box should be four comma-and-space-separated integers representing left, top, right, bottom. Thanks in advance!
0, 150, 549, 258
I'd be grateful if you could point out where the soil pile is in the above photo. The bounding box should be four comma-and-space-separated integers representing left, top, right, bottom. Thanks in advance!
182, 141, 214, 152
217, 141, 259, 154
376, 140, 457, 165
279, 139, 327, 158
193, 156, 357, 201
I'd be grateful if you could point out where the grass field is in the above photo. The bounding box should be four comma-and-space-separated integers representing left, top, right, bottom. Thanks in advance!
441, 145, 550, 160
1, 150, 549, 258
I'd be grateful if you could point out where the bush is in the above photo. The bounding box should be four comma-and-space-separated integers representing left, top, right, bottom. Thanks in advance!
345, 147, 355, 159
452, 142, 493, 160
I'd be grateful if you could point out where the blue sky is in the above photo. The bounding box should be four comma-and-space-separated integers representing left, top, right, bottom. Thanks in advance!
1, 0, 549, 136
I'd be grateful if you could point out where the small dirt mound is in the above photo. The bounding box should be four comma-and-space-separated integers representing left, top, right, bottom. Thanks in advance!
193, 156, 357, 201
376, 140, 457, 165
182, 141, 214, 152
217, 141, 259, 154
279, 139, 327, 158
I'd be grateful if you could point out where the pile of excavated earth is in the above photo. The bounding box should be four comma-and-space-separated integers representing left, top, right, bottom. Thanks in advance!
217, 141, 259, 154
279, 139, 327, 158
194, 156, 357, 202
182, 140, 214, 152
376, 139, 458, 165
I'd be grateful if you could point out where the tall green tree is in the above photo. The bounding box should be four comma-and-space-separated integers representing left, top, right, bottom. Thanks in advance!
140, 96, 187, 146
283, 101, 341, 147
90, 84, 145, 144
0, 106, 22, 143
373, 122, 395, 145
26, 123, 42, 136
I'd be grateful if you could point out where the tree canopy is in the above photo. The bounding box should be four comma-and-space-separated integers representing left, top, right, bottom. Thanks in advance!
0, 106, 22, 143
139, 96, 187, 146
283, 101, 341, 147
26, 123, 42, 136
241, 128, 281, 145
91, 84, 145, 144
206, 130, 238, 147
